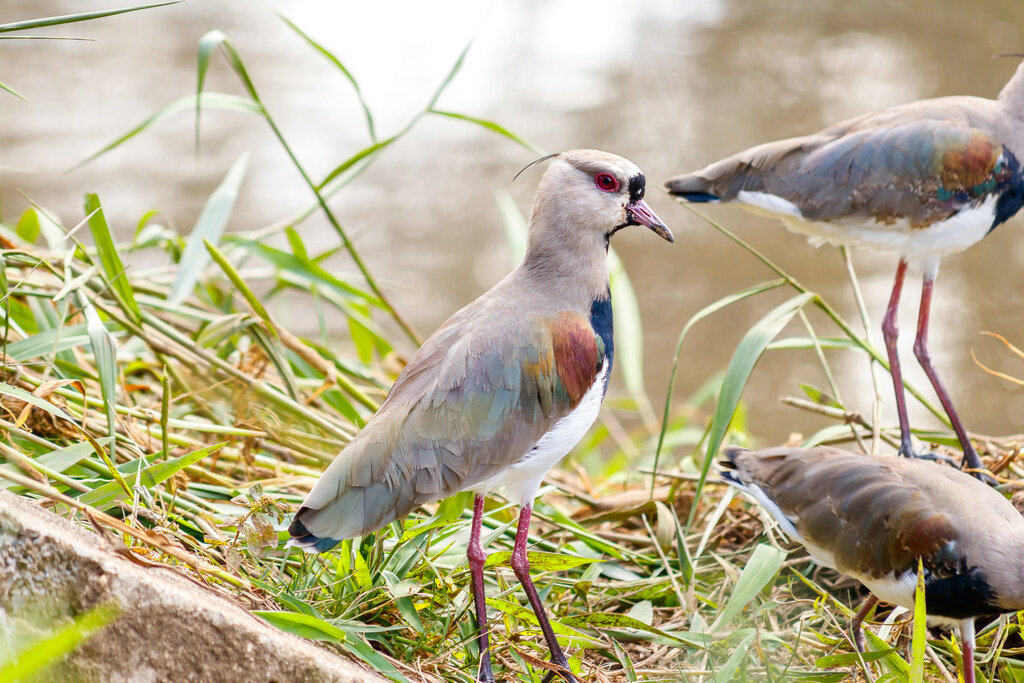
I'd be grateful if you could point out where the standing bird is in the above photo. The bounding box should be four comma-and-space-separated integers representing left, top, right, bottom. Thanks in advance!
720, 445, 1024, 683
288, 150, 673, 682
665, 60, 1024, 477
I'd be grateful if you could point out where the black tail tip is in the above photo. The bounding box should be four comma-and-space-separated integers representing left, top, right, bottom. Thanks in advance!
720, 445, 749, 468
668, 190, 721, 203
287, 511, 341, 554
662, 177, 720, 203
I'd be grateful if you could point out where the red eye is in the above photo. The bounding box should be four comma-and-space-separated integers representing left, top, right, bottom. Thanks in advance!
594, 173, 620, 192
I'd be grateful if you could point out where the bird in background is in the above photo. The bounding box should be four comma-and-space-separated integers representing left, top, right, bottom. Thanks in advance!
665, 59, 1024, 480
288, 150, 673, 682
720, 445, 1024, 683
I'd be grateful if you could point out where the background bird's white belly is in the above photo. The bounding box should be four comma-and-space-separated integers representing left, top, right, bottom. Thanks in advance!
468, 361, 610, 505
736, 190, 998, 272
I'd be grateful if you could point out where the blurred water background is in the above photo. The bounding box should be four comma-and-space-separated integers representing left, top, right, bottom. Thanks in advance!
3, 0, 1023, 446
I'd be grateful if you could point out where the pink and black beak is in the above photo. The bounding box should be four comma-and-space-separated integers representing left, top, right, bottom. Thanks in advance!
618, 174, 673, 242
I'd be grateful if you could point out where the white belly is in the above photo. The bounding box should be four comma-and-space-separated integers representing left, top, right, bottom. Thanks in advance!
736, 190, 998, 274
468, 360, 609, 506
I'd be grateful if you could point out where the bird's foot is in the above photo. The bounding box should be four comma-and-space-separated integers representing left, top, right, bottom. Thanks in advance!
965, 467, 999, 487
960, 446, 999, 487
898, 443, 999, 486
903, 449, 959, 467
540, 667, 579, 683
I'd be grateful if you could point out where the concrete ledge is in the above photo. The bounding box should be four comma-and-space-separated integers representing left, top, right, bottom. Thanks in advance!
0, 491, 387, 683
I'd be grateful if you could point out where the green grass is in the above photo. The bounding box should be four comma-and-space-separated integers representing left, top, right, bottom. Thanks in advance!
3, 8, 1024, 683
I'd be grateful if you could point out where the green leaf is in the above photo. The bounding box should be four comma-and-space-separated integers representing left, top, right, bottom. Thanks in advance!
425, 40, 473, 112
253, 611, 346, 642
318, 135, 399, 189
562, 612, 702, 645
496, 190, 528, 263
400, 490, 471, 541
691, 292, 813, 526
337, 636, 410, 683
483, 550, 603, 572
0, 439, 112, 491
910, 558, 926, 682
204, 240, 270, 320
815, 649, 895, 667
79, 442, 224, 510
0, 382, 77, 424
653, 279, 785, 496
4, 321, 119, 361
428, 109, 540, 153
279, 15, 376, 142
0, 78, 28, 101
799, 382, 843, 408
486, 598, 596, 642
0, 2, 177, 34
864, 628, 910, 676
84, 193, 141, 324
74, 93, 259, 169
79, 298, 119, 460
169, 153, 249, 305
711, 543, 786, 630
711, 631, 755, 683
0, 602, 120, 682
15, 208, 41, 243
608, 248, 649, 416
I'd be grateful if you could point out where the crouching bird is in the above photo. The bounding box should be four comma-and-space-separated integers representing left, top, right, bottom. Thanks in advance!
666, 60, 1024, 480
288, 150, 673, 682
720, 445, 1024, 683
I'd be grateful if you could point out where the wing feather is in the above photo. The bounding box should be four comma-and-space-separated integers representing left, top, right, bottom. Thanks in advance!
290, 307, 602, 546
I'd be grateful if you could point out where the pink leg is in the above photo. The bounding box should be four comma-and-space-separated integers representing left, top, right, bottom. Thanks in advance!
509, 504, 578, 683
881, 260, 915, 458
912, 274, 988, 477
468, 495, 495, 683
959, 619, 976, 683
850, 594, 879, 653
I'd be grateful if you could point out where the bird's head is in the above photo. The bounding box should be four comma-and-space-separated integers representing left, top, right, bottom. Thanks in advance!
525, 150, 674, 248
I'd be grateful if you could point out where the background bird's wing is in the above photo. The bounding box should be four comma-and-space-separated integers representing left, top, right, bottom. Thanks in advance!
741, 450, 958, 578
292, 307, 603, 543
678, 112, 1013, 227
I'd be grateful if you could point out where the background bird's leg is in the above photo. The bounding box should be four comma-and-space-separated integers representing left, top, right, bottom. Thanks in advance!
959, 619, 976, 683
509, 504, 579, 683
912, 273, 988, 477
881, 259, 915, 457
468, 495, 495, 683
849, 594, 879, 653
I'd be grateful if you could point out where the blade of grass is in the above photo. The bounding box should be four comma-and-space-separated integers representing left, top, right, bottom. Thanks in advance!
73, 93, 258, 170
710, 543, 785, 631
168, 153, 249, 305
688, 291, 813, 527
0, 602, 120, 682
84, 193, 141, 324
194, 30, 419, 344
428, 109, 541, 154
684, 205, 946, 425
0, 2, 178, 33
652, 279, 784, 496
79, 295, 120, 460
79, 442, 224, 510
910, 558, 926, 682
279, 15, 376, 142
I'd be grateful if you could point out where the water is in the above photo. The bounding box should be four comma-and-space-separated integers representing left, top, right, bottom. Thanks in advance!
2, 0, 1023, 450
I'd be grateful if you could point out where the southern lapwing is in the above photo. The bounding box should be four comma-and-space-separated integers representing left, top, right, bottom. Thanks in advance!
666, 60, 1024, 479
720, 445, 1024, 683
288, 150, 673, 682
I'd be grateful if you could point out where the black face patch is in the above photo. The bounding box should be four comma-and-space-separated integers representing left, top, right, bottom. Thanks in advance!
628, 174, 645, 203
